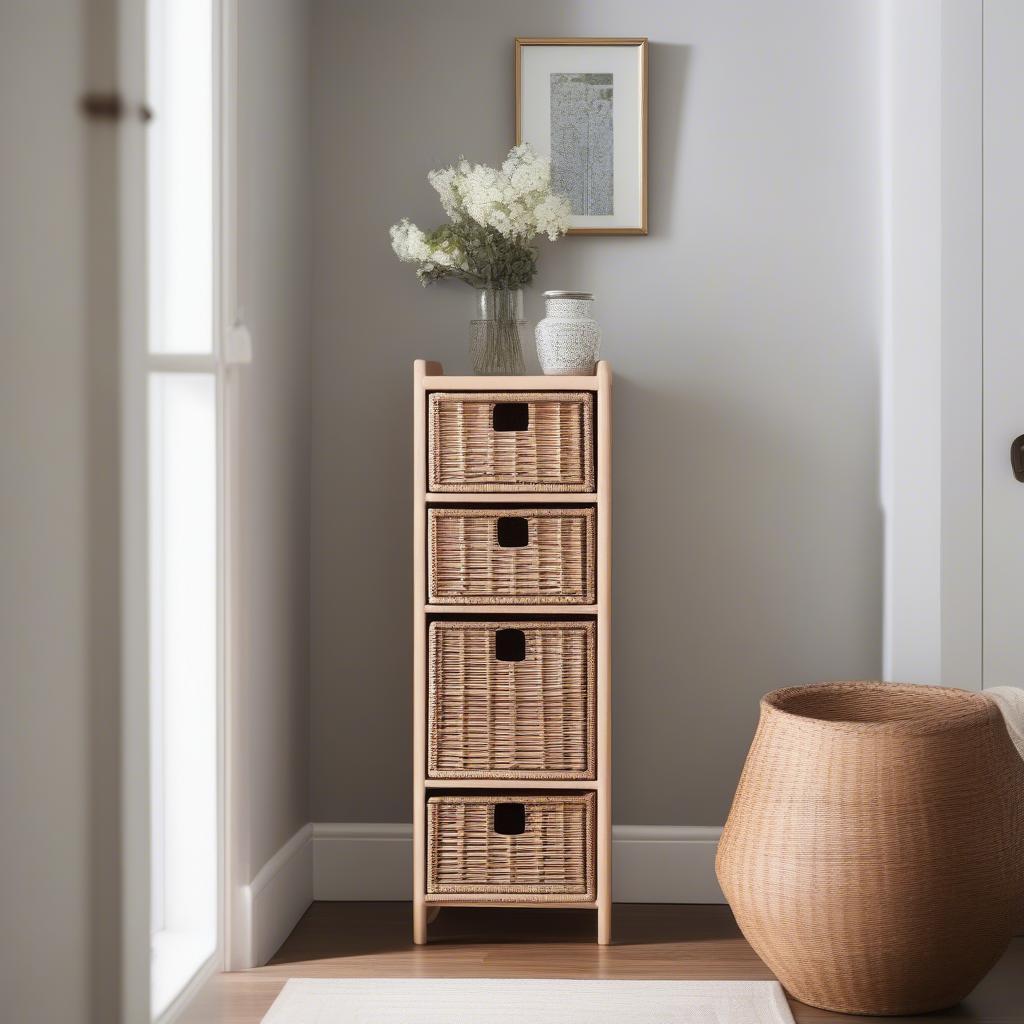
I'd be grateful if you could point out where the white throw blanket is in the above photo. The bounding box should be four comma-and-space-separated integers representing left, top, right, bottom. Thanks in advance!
984, 686, 1024, 763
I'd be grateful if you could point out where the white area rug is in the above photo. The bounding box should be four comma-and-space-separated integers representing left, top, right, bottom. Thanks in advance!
261, 978, 794, 1024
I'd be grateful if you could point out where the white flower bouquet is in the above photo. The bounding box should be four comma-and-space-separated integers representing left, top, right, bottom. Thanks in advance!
389, 143, 571, 290
390, 144, 571, 373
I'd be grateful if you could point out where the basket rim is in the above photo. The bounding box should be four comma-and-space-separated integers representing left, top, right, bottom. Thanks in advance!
428, 506, 595, 520
426, 792, 596, 806
762, 681, 998, 735
429, 619, 596, 636
429, 390, 594, 404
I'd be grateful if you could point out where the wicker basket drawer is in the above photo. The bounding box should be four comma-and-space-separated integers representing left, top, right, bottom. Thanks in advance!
428, 392, 594, 492
428, 621, 596, 780
427, 793, 596, 901
428, 507, 596, 605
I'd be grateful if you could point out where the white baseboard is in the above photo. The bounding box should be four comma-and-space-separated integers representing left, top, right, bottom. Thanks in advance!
313, 823, 417, 900
245, 823, 314, 967
243, 821, 723, 965
311, 822, 724, 904
612, 825, 723, 903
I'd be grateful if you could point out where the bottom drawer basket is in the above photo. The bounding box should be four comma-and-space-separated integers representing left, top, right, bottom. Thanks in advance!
426, 792, 596, 902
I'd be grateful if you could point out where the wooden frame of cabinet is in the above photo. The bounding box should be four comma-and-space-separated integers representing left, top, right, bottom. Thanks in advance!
412, 360, 612, 944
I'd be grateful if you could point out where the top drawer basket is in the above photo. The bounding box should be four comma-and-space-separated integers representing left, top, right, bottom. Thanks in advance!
428, 392, 595, 492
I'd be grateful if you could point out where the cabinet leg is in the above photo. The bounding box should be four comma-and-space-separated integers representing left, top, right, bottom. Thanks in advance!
597, 904, 611, 945
413, 900, 428, 944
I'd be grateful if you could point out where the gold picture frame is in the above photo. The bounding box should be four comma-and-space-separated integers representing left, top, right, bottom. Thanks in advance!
515, 37, 649, 236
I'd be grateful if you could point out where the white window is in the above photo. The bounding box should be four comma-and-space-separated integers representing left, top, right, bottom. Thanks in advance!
146, 0, 224, 1017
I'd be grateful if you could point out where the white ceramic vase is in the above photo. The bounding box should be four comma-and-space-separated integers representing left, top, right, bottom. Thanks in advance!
535, 291, 601, 375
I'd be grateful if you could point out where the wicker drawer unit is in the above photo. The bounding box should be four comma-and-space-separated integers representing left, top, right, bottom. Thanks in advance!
428, 391, 594, 492
428, 620, 596, 780
427, 793, 596, 901
413, 360, 611, 943
428, 507, 596, 605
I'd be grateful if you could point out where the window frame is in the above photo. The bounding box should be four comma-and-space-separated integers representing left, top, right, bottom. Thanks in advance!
140, 0, 243, 1018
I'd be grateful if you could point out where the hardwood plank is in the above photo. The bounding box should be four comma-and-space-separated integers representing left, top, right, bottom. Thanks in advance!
183, 903, 1024, 1024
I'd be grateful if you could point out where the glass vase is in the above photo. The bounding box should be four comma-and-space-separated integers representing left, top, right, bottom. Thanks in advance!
470, 287, 526, 375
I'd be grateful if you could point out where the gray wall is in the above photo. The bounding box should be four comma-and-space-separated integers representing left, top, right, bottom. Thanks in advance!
0, 2, 121, 1020
238, 0, 313, 873
310, 0, 883, 825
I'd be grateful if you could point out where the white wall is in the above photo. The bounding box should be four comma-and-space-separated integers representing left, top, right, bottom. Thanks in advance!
310, 0, 884, 826
237, 0, 313, 876
0, 2, 121, 1020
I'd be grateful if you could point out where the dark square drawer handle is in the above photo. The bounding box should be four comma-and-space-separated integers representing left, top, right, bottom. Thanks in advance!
496, 516, 529, 548
493, 803, 526, 836
495, 628, 526, 662
492, 402, 529, 432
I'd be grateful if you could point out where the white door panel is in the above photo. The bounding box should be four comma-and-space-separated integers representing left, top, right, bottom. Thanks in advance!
983, 1, 1024, 688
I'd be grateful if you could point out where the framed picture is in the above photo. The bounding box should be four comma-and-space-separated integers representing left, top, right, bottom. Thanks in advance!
516, 37, 648, 236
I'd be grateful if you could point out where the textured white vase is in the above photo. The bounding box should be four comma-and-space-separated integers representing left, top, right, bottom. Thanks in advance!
535, 291, 601, 375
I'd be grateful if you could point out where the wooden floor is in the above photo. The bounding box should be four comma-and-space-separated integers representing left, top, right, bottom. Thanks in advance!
187, 902, 1024, 1023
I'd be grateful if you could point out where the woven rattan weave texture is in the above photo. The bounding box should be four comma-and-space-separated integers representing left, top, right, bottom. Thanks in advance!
428, 507, 596, 605
716, 681, 1024, 1015
428, 620, 596, 780
427, 792, 596, 901
428, 392, 594, 492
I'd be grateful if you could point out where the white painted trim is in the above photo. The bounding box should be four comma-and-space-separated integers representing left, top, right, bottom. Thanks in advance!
118, 0, 152, 1018
242, 824, 314, 968
939, 0, 983, 690
154, 953, 219, 1024
218, 0, 253, 975
252, 823, 314, 895
881, 0, 984, 687
314, 823, 418, 902
312, 823, 724, 904
882, 0, 943, 683
612, 826, 724, 903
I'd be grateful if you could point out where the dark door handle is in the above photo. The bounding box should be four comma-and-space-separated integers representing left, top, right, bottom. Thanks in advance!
1012, 435, 1024, 482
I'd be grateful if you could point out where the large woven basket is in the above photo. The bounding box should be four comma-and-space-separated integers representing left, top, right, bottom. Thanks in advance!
427, 792, 596, 902
428, 507, 595, 605
428, 620, 596, 780
428, 392, 594, 492
716, 682, 1024, 1016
